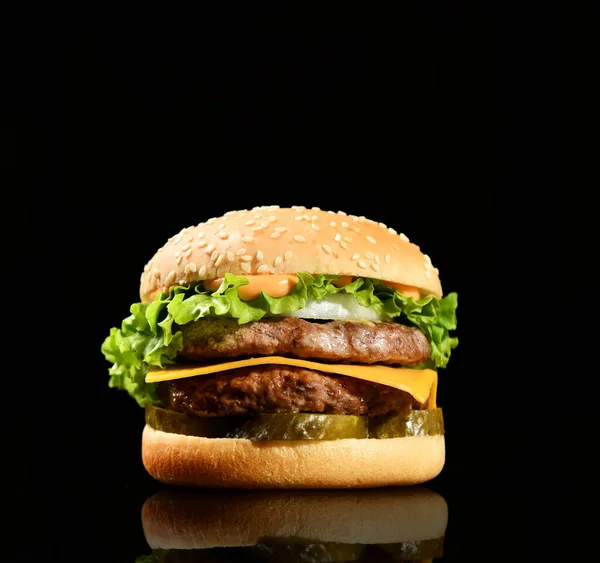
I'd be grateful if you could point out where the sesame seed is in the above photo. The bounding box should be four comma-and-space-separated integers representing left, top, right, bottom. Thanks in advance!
144, 264, 150, 272
322, 244, 333, 254
392, 243, 401, 251
311, 223, 320, 231
268, 215, 277, 222
241, 236, 254, 243
327, 210, 335, 214
257, 264, 268, 273
434, 267, 439, 274
311, 215, 318, 221
375, 254, 380, 264
295, 215, 304, 220
236, 248, 247, 256
399, 233, 409, 242
330, 221, 337, 227
218, 231, 229, 240
241, 255, 252, 262
424, 262, 433, 271
378, 222, 387, 229
197, 240, 207, 248
275, 226, 287, 232
206, 217, 216, 224
175, 251, 181, 257
261, 221, 269, 228
173, 233, 183, 244
270, 232, 281, 239
199, 265, 207, 277
312, 206, 321, 211
366, 236, 377, 244
338, 210, 347, 216
342, 236, 353, 243
215, 254, 224, 267
178, 279, 186, 285
351, 253, 360, 260
303, 214, 310, 221
253, 214, 261, 219
385, 254, 391, 264
245, 220, 255, 226
294, 235, 306, 243
197, 232, 205, 239
340, 241, 349, 249
256, 250, 264, 261
227, 251, 234, 262
217, 223, 225, 230
210, 250, 219, 261
334, 233, 341, 242
153, 268, 160, 278
252, 225, 265, 231
424, 254, 432, 263
388, 227, 397, 235
365, 251, 374, 259
181, 243, 190, 252
184, 249, 192, 258
205, 244, 215, 254
166, 271, 176, 283
187, 235, 194, 242
371, 263, 380, 272
341, 221, 349, 228
176, 255, 183, 265
240, 262, 251, 273
352, 226, 361, 233
358, 260, 367, 269
285, 250, 293, 261
425, 271, 433, 280
188, 262, 197, 273
274, 256, 282, 266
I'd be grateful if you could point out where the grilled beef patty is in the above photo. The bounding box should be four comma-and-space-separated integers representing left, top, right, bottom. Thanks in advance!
158, 365, 425, 417
179, 317, 430, 366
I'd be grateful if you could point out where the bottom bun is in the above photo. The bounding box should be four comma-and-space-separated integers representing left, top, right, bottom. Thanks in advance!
142, 425, 445, 488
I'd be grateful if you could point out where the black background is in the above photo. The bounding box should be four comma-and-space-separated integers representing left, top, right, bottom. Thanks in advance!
3, 4, 560, 561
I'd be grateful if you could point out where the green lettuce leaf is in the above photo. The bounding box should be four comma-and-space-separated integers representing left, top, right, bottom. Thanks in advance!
101, 273, 458, 406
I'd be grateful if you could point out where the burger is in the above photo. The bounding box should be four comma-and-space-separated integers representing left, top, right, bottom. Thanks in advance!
138, 486, 448, 562
102, 205, 458, 488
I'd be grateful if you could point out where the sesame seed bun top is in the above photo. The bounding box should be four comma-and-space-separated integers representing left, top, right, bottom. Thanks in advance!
139, 205, 443, 302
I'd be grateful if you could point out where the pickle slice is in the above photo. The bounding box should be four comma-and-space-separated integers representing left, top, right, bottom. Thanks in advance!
229, 413, 368, 440
368, 408, 444, 439
146, 406, 367, 440
145, 406, 244, 438
145, 406, 443, 440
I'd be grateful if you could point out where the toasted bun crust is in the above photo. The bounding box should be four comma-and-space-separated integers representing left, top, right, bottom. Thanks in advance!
141, 487, 448, 549
141, 425, 445, 489
140, 206, 443, 302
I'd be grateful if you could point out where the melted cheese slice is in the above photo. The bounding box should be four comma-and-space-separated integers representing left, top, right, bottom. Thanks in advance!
146, 356, 437, 406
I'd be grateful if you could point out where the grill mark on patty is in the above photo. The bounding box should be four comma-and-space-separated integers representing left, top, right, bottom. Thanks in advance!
179, 317, 430, 366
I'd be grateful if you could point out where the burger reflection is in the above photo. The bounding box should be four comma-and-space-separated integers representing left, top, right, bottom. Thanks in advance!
137, 486, 447, 562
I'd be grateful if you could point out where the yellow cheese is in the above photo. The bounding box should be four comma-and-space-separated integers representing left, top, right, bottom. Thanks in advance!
146, 356, 437, 406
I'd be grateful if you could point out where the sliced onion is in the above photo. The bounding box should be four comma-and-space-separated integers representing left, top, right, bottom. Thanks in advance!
282, 294, 387, 321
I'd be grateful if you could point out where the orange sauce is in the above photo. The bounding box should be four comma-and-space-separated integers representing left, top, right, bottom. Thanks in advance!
204, 274, 299, 301
331, 275, 355, 287
203, 274, 421, 301
383, 281, 421, 300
